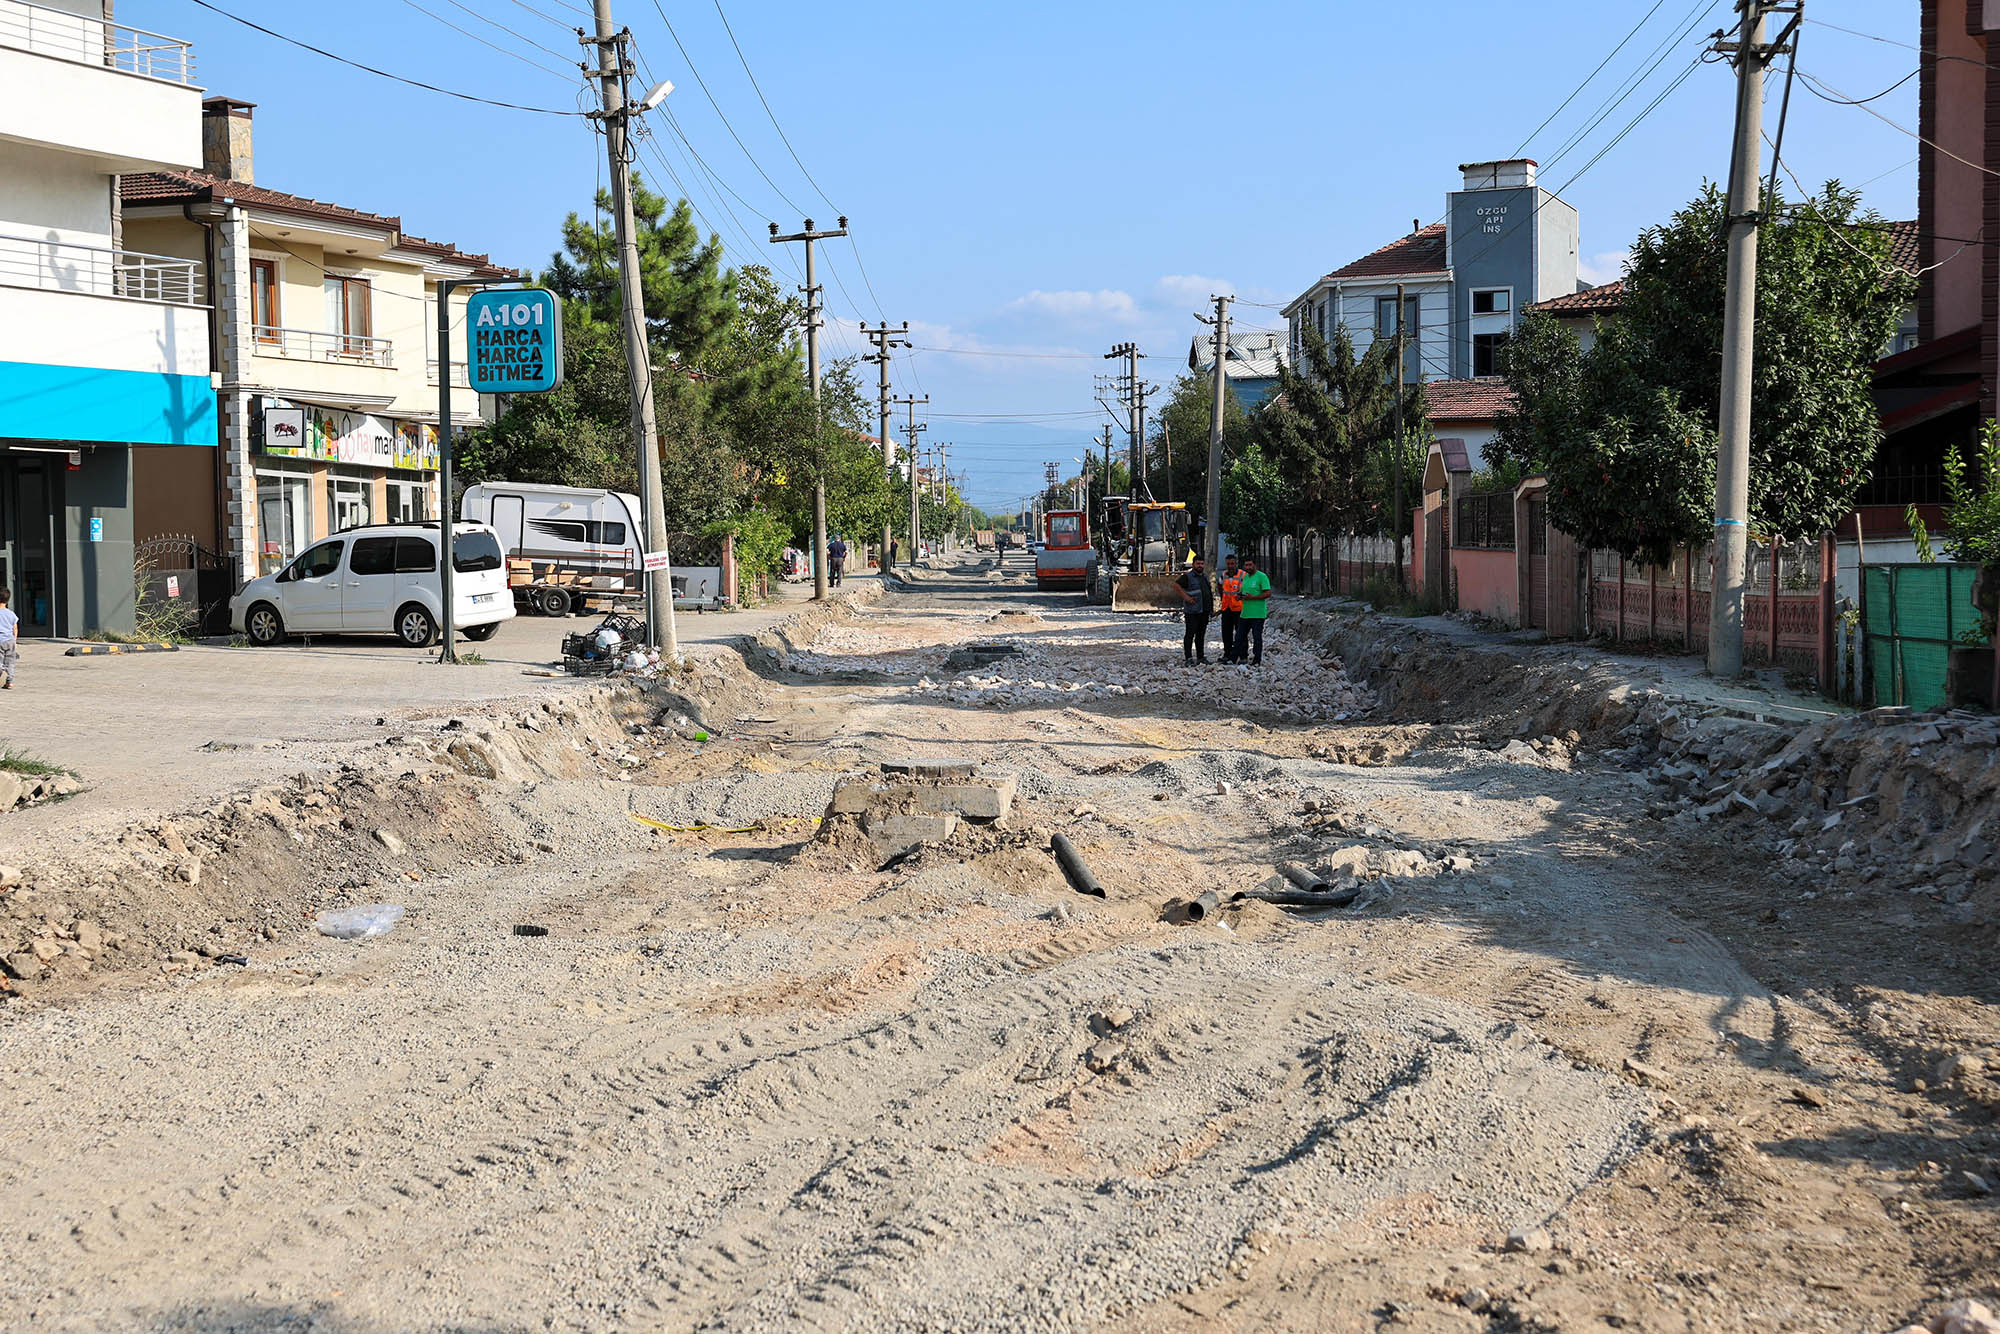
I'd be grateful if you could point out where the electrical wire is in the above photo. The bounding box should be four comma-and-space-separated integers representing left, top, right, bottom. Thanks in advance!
709, 0, 839, 215
396, 0, 578, 80
183, 0, 586, 116
499, 0, 586, 33
435, 0, 579, 62
646, 0, 806, 216
1793, 67, 1920, 105
1504, 0, 1677, 158
1794, 69, 2000, 180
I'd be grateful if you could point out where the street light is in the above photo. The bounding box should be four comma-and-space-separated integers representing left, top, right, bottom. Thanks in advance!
636, 79, 674, 113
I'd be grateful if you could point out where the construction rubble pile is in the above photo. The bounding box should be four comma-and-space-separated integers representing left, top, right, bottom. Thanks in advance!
0, 769, 81, 815
814, 758, 1018, 862
1605, 696, 2000, 924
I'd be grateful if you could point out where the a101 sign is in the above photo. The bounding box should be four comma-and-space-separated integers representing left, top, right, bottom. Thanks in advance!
467, 289, 563, 394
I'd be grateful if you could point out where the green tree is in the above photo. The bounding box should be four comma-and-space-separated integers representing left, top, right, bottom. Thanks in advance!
1149, 370, 1247, 524
544, 175, 735, 368
1221, 442, 1286, 544
1250, 323, 1413, 533
1498, 181, 1911, 562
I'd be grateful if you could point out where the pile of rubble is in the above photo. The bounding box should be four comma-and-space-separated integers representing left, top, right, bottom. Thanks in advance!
1894, 1298, 2000, 1334
1608, 698, 2000, 922
0, 766, 81, 814
910, 624, 1374, 721
814, 758, 1018, 862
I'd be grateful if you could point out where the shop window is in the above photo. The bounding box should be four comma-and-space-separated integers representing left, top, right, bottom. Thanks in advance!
329, 476, 372, 533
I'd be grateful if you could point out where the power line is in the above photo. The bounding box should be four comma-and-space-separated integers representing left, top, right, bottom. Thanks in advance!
1504, 0, 1676, 158
435, 0, 579, 62
183, 0, 586, 116
499, 0, 586, 31
914, 346, 1098, 360
646, 0, 807, 216
397, 0, 578, 80
709, 0, 840, 214
1794, 68, 2000, 180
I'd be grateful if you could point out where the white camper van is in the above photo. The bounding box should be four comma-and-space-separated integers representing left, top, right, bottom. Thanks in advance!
460, 482, 643, 616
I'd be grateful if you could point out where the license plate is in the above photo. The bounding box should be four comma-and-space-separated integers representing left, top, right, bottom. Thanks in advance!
471, 593, 493, 605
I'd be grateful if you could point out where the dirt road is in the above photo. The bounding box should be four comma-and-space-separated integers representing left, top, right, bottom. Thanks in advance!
0, 552, 1994, 1331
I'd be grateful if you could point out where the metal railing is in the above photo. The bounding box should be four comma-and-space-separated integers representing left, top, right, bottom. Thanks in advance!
0, 231, 202, 305
0, 0, 197, 85
253, 325, 395, 368
425, 358, 471, 388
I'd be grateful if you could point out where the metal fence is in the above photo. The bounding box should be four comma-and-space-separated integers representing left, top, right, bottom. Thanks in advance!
1588, 537, 1833, 680
0, 232, 203, 306
1454, 492, 1515, 550
0, 0, 197, 84
255, 326, 395, 368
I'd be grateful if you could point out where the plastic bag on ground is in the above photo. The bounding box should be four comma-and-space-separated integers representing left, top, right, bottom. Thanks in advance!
314, 904, 404, 940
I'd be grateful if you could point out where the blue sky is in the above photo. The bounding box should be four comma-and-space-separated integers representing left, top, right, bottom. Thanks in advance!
138, 1, 1926, 516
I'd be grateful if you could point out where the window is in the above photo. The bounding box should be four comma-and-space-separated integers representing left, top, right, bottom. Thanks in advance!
329, 474, 372, 533
323, 274, 373, 354
1472, 288, 1511, 315
349, 537, 398, 576
526, 518, 627, 545
1047, 514, 1082, 546
1454, 494, 1516, 550
1375, 295, 1421, 383
251, 259, 280, 342
1473, 332, 1512, 377
292, 539, 345, 580
394, 536, 436, 573
452, 531, 504, 573
386, 478, 429, 524
256, 468, 309, 567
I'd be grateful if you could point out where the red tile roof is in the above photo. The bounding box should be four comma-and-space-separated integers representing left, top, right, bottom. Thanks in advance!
1323, 223, 1449, 281
1423, 377, 1515, 421
121, 170, 517, 278
1887, 218, 1918, 275
1526, 280, 1625, 316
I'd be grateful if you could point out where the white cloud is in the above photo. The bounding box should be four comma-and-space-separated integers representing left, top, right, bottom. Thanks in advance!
1578, 250, 1631, 287
1154, 274, 1235, 306
1006, 288, 1140, 322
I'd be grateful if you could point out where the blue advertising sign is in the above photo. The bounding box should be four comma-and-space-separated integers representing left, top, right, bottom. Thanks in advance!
466, 289, 563, 394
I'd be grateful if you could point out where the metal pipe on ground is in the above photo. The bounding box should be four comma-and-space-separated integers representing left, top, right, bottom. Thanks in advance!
1050, 834, 1106, 898
1182, 890, 1222, 923
1233, 887, 1361, 909
1276, 862, 1331, 893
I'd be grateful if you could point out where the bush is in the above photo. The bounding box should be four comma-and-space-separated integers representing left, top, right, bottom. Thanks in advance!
701, 509, 788, 588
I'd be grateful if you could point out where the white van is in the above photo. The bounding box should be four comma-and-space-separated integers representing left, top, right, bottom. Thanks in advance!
230, 522, 516, 647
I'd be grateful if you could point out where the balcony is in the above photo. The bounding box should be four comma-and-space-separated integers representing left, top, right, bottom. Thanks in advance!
0, 231, 202, 306
425, 358, 471, 389
254, 326, 395, 369
0, 0, 195, 83
0, 0, 200, 170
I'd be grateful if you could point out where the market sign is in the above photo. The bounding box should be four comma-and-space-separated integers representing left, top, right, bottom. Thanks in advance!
467, 289, 563, 394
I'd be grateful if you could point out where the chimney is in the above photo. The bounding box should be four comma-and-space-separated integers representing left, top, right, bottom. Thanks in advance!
1458, 158, 1537, 191
201, 97, 256, 183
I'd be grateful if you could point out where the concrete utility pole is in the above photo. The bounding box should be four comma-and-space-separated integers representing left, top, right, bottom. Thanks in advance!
1392, 281, 1407, 587
585, 1, 677, 657
1104, 343, 1147, 505
769, 217, 848, 601
1707, 0, 1793, 677
893, 393, 928, 560
861, 322, 910, 568
1199, 293, 1232, 569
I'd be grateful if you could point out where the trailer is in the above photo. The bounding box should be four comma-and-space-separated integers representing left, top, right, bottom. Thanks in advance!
973, 529, 996, 551
460, 481, 644, 616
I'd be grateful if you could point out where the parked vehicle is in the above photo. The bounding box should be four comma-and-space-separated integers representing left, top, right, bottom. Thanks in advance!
231, 522, 515, 647
459, 481, 643, 616
1034, 510, 1092, 592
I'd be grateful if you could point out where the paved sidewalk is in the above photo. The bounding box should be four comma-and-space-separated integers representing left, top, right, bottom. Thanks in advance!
0, 577, 869, 838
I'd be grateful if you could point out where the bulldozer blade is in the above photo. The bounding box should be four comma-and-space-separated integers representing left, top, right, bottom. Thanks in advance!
1109, 573, 1184, 613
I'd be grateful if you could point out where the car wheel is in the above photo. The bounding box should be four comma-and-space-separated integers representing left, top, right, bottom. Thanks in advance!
245, 603, 286, 646
462, 622, 499, 642
533, 586, 570, 617
396, 603, 438, 648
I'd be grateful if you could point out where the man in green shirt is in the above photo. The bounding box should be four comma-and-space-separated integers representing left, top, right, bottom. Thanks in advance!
1235, 555, 1271, 666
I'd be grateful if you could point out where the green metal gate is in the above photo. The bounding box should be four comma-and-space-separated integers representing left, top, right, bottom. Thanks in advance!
1861, 563, 1988, 709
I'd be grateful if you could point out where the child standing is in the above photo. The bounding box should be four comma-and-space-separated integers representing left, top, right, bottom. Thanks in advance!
0, 588, 16, 689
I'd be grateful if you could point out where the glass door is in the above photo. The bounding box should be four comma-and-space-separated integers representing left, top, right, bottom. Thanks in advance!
3, 459, 54, 635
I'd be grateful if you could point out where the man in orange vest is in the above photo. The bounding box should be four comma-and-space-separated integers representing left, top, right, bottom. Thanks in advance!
1217, 553, 1245, 664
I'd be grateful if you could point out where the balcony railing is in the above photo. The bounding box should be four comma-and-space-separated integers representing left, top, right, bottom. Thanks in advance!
425, 358, 472, 389
0, 0, 197, 85
0, 231, 202, 305
254, 326, 395, 369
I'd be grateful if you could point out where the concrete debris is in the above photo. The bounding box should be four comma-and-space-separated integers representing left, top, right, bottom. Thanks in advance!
1622, 1056, 1673, 1088
0, 770, 81, 814
1505, 1225, 1553, 1254
372, 827, 407, 856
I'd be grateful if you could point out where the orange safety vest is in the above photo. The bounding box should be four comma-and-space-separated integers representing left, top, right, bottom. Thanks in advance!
1220, 573, 1244, 613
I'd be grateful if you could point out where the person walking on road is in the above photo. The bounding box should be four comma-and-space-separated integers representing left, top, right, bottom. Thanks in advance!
0, 587, 15, 689
1217, 554, 1244, 664
827, 535, 847, 586
1174, 556, 1215, 665
1235, 554, 1271, 666
888, 538, 899, 570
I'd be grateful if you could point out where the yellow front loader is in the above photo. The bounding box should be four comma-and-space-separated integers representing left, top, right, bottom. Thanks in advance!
1108, 501, 1192, 613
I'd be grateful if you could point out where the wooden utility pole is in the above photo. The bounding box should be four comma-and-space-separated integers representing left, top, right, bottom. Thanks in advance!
1198, 293, 1232, 569
861, 321, 909, 568
585, 1, 676, 657
769, 217, 847, 600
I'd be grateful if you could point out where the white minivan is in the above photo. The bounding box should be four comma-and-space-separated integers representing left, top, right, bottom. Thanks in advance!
230, 522, 517, 647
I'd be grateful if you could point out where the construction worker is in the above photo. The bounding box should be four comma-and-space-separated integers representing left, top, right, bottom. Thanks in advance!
1217, 553, 1244, 664
1174, 555, 1214, 665
1235, 554, 1271, 666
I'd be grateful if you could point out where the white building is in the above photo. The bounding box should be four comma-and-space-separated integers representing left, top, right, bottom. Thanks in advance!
0, 0, 214, 636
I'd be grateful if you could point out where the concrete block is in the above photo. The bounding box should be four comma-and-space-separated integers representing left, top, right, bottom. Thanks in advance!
864, 811, 960, 857
829, 777, 882, 815
881, 758, 976, 779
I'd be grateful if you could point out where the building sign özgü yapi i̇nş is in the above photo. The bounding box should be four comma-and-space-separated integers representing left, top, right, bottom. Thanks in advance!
466, 289, 563, 394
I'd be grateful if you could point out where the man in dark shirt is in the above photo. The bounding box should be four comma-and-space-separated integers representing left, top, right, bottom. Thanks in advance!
827, 535, 847, 585
1175, 556, 1215, 665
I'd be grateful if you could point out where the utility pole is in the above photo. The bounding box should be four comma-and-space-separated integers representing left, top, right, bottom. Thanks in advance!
1198, 293, 1232, 569
1707, 0, 1794, 677
894, 393, 928, 561
584, 1, 676, 658
861, 321, 910, 568
1104, 343, 1147, 507
1392, 280, 1407, 587
769, 217, 848, 601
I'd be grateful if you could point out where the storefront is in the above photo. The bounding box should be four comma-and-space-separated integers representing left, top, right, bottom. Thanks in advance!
252, 396, 440, 571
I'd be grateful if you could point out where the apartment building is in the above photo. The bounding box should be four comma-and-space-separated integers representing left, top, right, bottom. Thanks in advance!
1282, 159, 1583, 391
122, 97, 515, 580
0, 0, 215, 636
